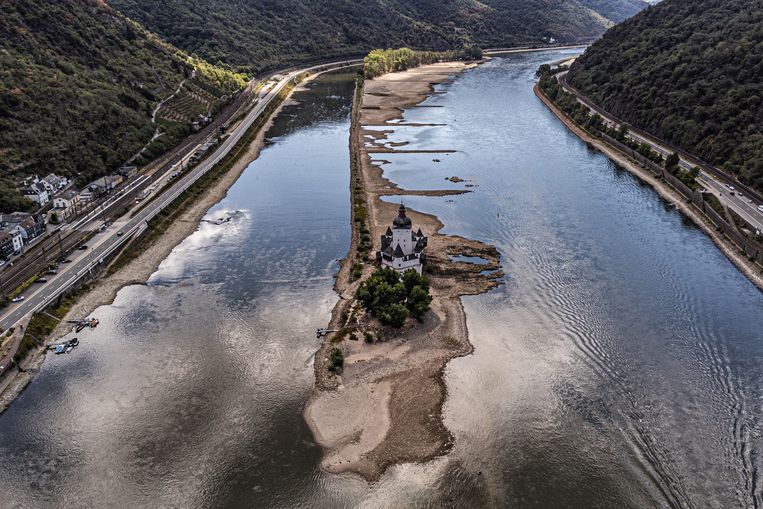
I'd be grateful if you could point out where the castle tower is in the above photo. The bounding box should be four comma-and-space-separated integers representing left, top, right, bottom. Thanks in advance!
377, 204, 427, 274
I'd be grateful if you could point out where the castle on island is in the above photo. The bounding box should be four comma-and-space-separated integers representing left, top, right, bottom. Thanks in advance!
377, 204, 427, 274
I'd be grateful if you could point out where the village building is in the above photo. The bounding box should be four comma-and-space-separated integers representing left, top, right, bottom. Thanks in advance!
1, 212, 46, 244
40, 173, 69, 193
0, 229, 23, 260
377, 204, 427, 274
116, 165, 138, 178
88, 175, 123, 195
21, 181, 49, 206
52, 189, 81, 221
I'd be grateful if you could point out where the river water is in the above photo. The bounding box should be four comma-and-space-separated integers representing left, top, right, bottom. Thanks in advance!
0, 53, 761, 508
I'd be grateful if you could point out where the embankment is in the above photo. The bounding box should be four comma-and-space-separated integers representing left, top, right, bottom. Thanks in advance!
0, 75, 309, 413
535, 83, 763, 292
306, 62, 502, 481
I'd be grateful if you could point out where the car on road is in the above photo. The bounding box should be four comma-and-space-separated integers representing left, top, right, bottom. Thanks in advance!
11, 296, 24, 303
758, 205, 763, 212
59, 258, 72, 263
117, 230, 124, 237
78, 245, 88, 250
729, 186, 735, 190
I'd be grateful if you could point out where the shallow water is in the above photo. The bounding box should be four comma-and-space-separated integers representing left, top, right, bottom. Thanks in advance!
382, 52, 763, 507
0, 53, 760, 508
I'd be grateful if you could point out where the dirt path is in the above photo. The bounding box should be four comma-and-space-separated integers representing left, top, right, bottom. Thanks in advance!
306, 62, 503, 481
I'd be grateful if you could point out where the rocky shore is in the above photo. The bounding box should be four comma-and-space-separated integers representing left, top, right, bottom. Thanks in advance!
306, 62, 503, 481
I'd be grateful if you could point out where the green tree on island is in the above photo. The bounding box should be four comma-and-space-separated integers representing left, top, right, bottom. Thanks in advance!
356, 268, 432, 327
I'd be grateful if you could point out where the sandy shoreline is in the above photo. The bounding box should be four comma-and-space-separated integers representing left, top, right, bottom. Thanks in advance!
535, 84, 763, 292
305, 62, 503, 481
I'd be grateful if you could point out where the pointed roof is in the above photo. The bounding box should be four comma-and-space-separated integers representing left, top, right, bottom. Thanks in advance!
393, 244, 405, 257
416, 227, 424, 238
385, 226, 393, 236
392, 203, 412, 229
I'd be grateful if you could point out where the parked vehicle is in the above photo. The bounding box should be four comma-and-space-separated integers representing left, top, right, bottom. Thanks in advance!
11, 296, 24, 303
758, 205, 763, 212
78, 245, 88, 250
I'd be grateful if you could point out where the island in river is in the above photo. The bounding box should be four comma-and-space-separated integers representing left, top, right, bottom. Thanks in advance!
306, 61, 503, 481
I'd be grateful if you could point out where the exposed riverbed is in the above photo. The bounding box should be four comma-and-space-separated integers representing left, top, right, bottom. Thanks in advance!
0, 53, 760, 508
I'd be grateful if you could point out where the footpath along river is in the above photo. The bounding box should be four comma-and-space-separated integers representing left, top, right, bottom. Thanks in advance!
0, 52, 760, 508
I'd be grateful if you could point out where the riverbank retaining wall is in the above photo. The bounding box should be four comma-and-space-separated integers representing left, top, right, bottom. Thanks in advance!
597, 132, 763, 267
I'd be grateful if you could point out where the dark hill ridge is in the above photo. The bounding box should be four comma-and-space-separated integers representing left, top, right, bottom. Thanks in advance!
107, 0, 648, 74
568, 0, 763, 191
0, 0, 244, 212
579, 0, 648, 23
1, 0, 648, 213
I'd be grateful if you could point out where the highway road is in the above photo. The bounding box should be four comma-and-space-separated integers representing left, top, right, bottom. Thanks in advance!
0, 58, 361, 334
556, 71, 763, 233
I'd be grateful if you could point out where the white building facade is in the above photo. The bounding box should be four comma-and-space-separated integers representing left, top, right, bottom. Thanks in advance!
377, 204, 427, 274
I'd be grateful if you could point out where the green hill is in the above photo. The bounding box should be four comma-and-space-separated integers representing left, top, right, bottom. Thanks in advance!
0, 0, 245, 212
108, 0, 647, 74
567, 0, 763, 191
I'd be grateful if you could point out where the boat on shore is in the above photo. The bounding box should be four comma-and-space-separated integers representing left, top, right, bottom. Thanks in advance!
50, 337, 79, 355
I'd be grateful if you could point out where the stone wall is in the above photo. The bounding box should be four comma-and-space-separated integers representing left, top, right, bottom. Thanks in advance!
598, 133, 763, 267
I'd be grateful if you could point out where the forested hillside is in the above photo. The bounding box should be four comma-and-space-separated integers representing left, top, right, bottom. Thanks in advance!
578, 0, 648, 22
0, 0, 245, 212
108, 0, 647, 74
568, 0, 763, 191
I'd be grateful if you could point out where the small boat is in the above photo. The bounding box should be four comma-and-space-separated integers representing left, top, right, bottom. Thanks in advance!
76, 322, 87, 332
54, 345, 66, 355
65, 346, 73, 353
69, 338, 79, 347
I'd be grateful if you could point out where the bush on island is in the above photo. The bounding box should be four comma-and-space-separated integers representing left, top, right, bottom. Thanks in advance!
356, 268, 432, 327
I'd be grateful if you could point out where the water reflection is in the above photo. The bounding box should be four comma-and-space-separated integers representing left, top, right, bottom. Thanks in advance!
380, 52, 763, 507
0, 53, 760, 508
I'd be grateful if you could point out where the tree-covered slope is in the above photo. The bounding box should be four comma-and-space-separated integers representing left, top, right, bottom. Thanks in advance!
0, 0, 245, 211
578, 0, 649, 23
108, 0, 646, 74
568, 0, 763, 190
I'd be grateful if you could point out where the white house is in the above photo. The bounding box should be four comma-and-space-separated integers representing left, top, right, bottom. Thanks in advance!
41, 173, 68, 193
0, 229, 23, 259
21, 181, 49, 206
377, 204, 427, 274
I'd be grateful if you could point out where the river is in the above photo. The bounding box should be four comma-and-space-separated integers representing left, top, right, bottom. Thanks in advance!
0, 52, 761, 508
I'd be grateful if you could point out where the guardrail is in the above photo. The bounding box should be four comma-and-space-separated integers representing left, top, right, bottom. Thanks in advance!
558, 72, 763, 206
